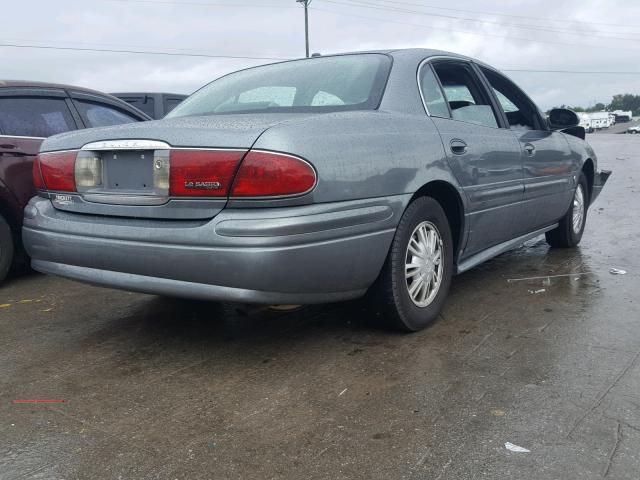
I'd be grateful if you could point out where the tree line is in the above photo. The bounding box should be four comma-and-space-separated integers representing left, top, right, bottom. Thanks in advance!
558, 94, 640, 115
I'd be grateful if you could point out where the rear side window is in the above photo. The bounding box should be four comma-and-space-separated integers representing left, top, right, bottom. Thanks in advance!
167, 54, 392, 117
419, 64, 450, 118
74, 100, 140, 128
0, 97, 76, 137
432, 62, 499, 128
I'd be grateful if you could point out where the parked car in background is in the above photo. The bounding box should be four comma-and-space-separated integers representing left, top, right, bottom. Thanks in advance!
627, 125, 640, 134
0, 81, 150, 282
23, 50, 610, 331
111, 92, 187, 119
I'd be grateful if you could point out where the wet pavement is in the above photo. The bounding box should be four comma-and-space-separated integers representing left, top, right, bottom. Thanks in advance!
1, 134, 639, 479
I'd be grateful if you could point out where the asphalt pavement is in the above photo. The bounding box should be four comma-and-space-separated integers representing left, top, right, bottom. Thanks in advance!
1, 134, 639, 479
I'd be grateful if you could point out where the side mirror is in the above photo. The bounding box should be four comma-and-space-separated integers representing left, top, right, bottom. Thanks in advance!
548, 108, 580, 130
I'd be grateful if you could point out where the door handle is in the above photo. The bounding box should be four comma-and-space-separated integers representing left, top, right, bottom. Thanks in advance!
450, 139, 468, 155
524, 143, 536, 155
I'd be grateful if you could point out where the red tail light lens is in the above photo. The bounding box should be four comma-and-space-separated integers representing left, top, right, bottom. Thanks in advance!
230, 151, 316, 198
37, 151, 77, 192
33, 156, 46, 190
32, 147, 316, 199
169, 150, 246, 197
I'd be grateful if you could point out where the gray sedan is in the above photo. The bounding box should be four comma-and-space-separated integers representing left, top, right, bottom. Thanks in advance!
23, 49, 610, 331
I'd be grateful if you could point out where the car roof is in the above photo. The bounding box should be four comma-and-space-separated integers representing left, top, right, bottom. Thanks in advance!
112, 92, 188, 97
0, 80, 153, 120
0, 79, 121, 97
281, 48, 491, 70
323, 48, 472, 61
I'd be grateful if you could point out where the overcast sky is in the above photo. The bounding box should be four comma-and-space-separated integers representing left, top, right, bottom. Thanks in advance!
2, 0, 639, 110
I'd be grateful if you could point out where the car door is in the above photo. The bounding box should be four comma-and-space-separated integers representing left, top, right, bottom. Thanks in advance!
0, 89, 79, 209
421, 59, 524, 257
477, 66, 577, 233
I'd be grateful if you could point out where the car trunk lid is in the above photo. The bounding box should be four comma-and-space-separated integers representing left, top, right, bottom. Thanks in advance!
39, 113, 310, 220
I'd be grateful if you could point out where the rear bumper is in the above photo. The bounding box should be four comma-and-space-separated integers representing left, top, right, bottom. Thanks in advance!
23, 196, 409, 304
590, 169, 612, 205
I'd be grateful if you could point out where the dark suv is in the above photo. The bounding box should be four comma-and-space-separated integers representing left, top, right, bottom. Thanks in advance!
111, 92, 187, 119
0, 81, 150, 282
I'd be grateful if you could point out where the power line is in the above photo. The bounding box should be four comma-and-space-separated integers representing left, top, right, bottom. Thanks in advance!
0, 43, 290, 60
311, 5, 640, 52
0, 37, 278, 56
105, 0, 296, 8
502, 69, 640, 75
2, 42, 639, 75
362, 0, 640, 30
317, 0, 640, 42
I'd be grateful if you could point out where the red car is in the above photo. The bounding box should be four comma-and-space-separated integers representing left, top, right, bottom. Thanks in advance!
0, 81, 150, 282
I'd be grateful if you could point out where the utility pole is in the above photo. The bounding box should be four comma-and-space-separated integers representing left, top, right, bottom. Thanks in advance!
296, 0, 312, 58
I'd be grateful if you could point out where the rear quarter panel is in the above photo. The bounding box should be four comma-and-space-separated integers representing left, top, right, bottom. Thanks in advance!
251, 110, 462, 204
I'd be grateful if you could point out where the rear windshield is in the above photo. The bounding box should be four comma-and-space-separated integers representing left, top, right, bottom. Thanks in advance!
167, 54, 391, 117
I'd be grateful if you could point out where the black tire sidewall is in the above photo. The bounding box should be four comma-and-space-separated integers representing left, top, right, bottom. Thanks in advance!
387, 197, 454, 331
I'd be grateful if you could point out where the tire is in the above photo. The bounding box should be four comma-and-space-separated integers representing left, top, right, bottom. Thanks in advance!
0, 213, 14, 283
545, 172, 589, 248
374, 197, 454, 332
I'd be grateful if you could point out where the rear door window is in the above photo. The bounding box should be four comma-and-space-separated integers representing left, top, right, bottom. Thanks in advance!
0, 97, 76, 137
431, 61, 499, 128
74, 100, 140, 128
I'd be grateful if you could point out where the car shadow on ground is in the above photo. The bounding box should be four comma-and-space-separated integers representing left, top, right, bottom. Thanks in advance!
90, 238, 595, 356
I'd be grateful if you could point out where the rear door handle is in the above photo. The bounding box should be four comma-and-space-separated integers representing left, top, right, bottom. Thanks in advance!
450, 139, 468, 155
524, 143, 536, 155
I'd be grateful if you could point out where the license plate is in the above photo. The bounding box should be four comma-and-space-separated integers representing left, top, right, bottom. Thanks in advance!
103, 151, 154, 192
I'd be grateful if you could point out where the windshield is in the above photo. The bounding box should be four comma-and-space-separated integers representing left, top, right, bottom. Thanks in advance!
167, 54, 391, 117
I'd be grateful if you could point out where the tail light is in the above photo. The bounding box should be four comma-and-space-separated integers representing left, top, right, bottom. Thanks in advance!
230, 151, 316, 197
33, 156, 46, 190
75, 151, 103, 188
33, 147, 316, 199
35, 151, 77, 192
169, 150, 245, 197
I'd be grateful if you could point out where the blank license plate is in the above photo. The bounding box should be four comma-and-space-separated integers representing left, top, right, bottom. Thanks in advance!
103, 151, 154, 191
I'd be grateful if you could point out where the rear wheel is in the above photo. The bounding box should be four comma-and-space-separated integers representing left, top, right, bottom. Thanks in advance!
0, 213, 14, 283
546, 172, 588, 248
374, 197, 453, 332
